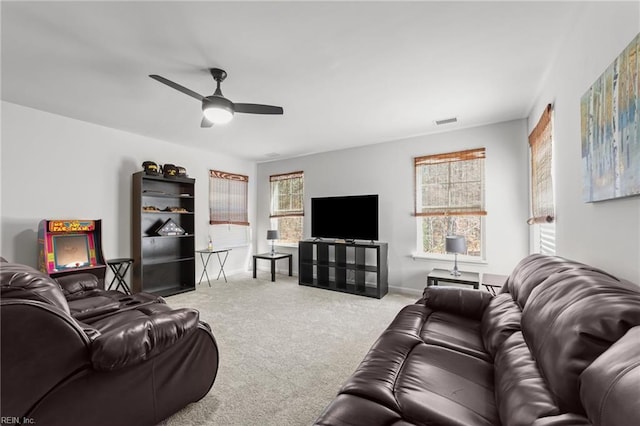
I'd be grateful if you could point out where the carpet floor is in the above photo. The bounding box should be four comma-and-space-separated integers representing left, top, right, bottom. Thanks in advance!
157, 272, 417, 426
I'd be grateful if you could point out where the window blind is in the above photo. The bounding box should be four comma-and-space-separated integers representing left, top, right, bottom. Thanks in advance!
209, 170, 249, 225
528, 104, 555, 224
414, 148, 487, 217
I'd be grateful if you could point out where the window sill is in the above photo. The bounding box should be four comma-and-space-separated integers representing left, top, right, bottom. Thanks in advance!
412, 253, 487, 265
275, 242, 299, 249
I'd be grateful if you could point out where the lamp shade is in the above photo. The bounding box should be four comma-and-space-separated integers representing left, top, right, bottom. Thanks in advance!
445, 235, 466, 254
267, 230, 279, 240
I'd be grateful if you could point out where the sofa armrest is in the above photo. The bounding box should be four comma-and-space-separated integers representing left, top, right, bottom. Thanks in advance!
1, 300, 92, 417
419, 286, 493, 320
90, 308, 200, 371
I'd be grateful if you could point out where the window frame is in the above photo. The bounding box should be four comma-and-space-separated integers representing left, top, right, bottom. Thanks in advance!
269, 171, 304, 244
414, 148, 487, 260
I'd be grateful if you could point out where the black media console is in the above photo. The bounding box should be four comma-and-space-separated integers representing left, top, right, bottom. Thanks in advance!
298, 240, 388, 299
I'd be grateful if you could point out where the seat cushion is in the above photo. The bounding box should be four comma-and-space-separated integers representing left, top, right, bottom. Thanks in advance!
421, 311, 489, 361
388, 303, 490, 361
338, 333, 498, 425
68, 291, 163, 322
315, 394, 412, 426
325, 303, 499, 426
393, 344, 497, 425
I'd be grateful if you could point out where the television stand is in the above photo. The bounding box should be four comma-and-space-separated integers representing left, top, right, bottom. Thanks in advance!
298, 240, 388, 299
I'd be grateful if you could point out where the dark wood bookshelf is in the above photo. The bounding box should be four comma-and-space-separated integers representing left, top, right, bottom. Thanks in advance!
132, 172, 196, 296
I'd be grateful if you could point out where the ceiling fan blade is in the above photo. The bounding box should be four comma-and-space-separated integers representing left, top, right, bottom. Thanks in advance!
201, 117, 213, 128
234, 103, 284, 115
149, 74, 204, 101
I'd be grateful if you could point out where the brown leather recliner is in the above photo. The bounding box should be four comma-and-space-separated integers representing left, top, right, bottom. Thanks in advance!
315, 254, 640, 426
0, 261, 219, 426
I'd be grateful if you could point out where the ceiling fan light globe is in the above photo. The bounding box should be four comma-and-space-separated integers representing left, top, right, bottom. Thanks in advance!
203, 106, 234, 124
202, 96, 234, 124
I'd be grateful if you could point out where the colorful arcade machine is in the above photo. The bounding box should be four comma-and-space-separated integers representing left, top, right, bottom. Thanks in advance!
38, 219, 107, 287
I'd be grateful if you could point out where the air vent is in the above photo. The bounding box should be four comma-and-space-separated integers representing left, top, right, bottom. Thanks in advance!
434, 117, 458, 126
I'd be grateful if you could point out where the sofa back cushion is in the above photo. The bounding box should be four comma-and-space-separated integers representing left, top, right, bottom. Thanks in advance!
0, 262, 70, 315
55, 273, 99, 299
505, 254, 608, 309
580, 326, 640, 426
522, 268, 640, 415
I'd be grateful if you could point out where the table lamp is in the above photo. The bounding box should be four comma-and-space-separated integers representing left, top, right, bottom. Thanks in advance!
445, 235, 466, 276
267, 230, 279, 255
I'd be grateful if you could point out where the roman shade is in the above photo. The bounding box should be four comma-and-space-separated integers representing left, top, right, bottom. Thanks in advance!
528, 104, 555, 224
209, 170, 249, 225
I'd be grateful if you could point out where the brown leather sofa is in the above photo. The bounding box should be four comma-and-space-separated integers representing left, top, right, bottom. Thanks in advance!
315, 254, 640, 426
0, 260, 219, 426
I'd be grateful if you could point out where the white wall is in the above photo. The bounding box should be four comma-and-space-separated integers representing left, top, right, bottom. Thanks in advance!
528, 2, 640, 284
257, 119, 530, 292
1, 101, 256, 280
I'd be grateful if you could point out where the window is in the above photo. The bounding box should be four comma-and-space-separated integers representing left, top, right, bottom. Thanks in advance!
270, 171, 304, 244
528, 104, 555, 254
209, 170, 249, 225
414, 148, 486, 257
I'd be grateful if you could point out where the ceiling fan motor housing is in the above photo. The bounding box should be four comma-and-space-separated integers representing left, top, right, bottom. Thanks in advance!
209, 68, 228, 82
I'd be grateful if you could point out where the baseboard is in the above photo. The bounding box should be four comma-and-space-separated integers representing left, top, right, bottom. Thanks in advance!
388, 285, 423, 298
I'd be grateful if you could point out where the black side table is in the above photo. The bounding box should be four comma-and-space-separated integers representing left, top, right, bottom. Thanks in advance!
107, 258, 133, 294
482, 273, 508, 295
427, 268, 480, 289
253, 252, 293, 282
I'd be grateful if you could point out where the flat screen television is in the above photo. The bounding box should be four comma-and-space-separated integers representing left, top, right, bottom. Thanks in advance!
311, 195, 378, 241
52, 234, 90, 269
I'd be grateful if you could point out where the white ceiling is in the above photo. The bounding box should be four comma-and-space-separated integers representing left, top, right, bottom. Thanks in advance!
1, 1, 583, 162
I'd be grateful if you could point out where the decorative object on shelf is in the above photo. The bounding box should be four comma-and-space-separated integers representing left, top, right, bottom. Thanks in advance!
156, 218, 186, 236
164, 206, 189, 213
142, 205, 160, 212
142, 161, 161, 175
267, 230, 279, 255
581, 33, 639, 202
163, 163, 178, 179
176, 166, 187, 177
445, 235, 466, 276
207, 237, 213, 251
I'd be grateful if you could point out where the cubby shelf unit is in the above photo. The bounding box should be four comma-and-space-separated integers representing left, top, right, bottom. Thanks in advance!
298, 240, 388, 299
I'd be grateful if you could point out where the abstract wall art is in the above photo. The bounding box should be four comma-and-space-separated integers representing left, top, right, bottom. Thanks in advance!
581, 33, 640, 202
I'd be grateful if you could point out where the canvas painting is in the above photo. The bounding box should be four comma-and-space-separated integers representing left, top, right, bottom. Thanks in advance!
581, 33, 640, 202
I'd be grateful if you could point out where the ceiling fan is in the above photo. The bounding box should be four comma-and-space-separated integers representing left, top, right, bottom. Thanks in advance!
149, 68, 284, 127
